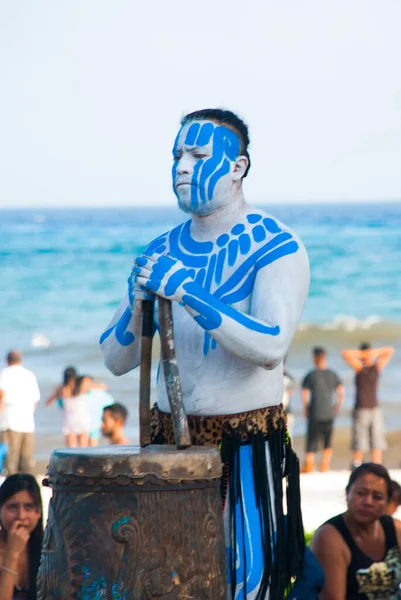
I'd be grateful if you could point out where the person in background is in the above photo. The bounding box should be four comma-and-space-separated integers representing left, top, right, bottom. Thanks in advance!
302, 347, 344, 473
282, 357, 295, 436
77, 375, 114, 446
0, 474, 43, 600
387, 479, 401, 517
101, 403, 129, 446
311, 463, 401, 600
45, 366, 78, 410
342, 343, 394, 468
0, 352, 40, 475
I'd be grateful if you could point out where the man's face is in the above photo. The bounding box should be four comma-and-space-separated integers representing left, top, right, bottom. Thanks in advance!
346, 473, 388, 525
360, 349, 374, 366
101, 410, 117, 438
172, 120, 240, 215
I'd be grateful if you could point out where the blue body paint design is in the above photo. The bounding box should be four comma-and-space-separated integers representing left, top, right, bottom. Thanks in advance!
252, 225, 266, 243
217, 233, 230, 247
215, 248, 226, 285
204, 253, 217, 292
195, 268, 206, 286
173, 121, 241, 209
144, 235, 167, 256
180, 220, 213, 254
164, 268, 195, 296
238, 233, 251, 255
228, 239, 239, 267
247, 213, 262, 224
169, 225, 208, 267
99, 308, 134, 346
263, 217, 281, 233
231, 223, 245, 235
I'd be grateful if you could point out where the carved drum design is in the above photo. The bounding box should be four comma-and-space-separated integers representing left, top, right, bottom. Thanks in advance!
37, 445, 226, 600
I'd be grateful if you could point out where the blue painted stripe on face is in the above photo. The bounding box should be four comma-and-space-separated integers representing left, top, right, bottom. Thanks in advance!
164, 268, 195, 296
215, 248, 226, 285
207, 157, 230, 200
217, 233, 230, 247
247, 213, 262, 224
263, 217, 281, 233
195, 122, 214, 146
215, 232, 293, 299
256, 240, 299, 270
180, 219, 214, 254
252, 225, 266, 243
224, 129, 240, 160
228, 239, 239, 267
190, 159, 203, 208
185, 122, 201, 145
238, 233, 251, 255
204, 252, 217, 292
169, 225, 208, 267
198, 137, 225, 203
231, 223, 245, 236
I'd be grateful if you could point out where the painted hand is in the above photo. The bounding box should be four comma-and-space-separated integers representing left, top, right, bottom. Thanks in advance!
128, 264, 155, 308
134, 254, 196, 303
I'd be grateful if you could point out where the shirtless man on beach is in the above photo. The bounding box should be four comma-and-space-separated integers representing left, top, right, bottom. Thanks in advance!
342, 343, 394, 468
101, 108, 310, 599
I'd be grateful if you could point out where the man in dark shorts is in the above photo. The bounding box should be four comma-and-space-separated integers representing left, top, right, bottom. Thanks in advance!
342, 342, 394, 468
302, 347, 344, 473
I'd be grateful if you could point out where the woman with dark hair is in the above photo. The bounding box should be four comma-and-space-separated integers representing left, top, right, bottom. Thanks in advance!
312, 463, 401, 599
0, 474, 43, 600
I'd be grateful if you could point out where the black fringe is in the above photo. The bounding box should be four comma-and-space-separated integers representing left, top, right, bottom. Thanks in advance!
221, 424, 305, 600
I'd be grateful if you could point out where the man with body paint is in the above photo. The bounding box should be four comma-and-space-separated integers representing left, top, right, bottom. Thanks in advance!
101, 109, 310, 600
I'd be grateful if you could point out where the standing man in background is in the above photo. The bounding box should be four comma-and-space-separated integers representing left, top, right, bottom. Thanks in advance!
0, 350, 40, 474
342, 342, 394, 468
302, 347, 344, 473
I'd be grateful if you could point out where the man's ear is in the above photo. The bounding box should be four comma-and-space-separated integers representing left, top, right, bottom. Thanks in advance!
232, 156, 249, 181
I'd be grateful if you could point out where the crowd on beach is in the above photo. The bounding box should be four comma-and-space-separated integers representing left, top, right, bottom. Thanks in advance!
283, 342, 395, 474
0, 351, 130, 477
1, 344, 401, 598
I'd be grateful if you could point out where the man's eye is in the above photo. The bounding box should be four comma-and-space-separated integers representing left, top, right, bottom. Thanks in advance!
193, 153, 207, 159
173, 155, 181, 161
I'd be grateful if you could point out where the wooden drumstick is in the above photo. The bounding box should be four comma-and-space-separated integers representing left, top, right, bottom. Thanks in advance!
139, 299, 154, 447
158, 297, 191, 449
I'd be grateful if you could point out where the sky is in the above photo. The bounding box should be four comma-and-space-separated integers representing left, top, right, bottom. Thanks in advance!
0, 0, 400, 208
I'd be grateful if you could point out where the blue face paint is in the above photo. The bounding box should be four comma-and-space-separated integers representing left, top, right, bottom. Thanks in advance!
172, 121, 240, 211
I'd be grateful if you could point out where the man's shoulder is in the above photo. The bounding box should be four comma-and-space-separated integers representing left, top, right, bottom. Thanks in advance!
246, 208, 305, 246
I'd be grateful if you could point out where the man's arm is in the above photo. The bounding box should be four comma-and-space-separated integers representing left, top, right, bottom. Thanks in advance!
311, 524, 349, 600
0, 388, 4, 412
374, 346, 394, 371
100, 293, 144, 376
341, 349, 363, 372
334, 384, 344, 416
136, 236, 310, 369
301, 387, 311, 418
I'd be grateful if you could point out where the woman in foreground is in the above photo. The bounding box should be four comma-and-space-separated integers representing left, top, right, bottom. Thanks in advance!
0, 474, 43, 600
312, 463, 401, 599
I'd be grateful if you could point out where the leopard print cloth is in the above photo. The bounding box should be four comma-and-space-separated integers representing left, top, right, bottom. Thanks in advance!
150, 403, 287, 446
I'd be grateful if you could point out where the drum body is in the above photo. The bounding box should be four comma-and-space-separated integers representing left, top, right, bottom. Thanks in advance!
38, 445, 226, 600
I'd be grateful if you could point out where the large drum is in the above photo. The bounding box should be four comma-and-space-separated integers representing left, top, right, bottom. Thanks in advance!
38, 444, 226, 599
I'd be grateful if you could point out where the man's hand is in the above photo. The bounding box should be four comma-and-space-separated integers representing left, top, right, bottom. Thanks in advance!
133, 254, 195, 303
127, 264, 155, 308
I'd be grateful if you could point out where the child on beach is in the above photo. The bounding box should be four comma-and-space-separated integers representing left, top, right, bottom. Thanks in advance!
387, 479, 401, 517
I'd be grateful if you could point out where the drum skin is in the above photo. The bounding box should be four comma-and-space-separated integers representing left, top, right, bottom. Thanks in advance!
37, 445, 226, 600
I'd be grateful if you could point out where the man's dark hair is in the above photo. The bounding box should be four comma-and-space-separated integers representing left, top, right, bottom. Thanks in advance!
359, 342, 371, 351
63, 366, 78, 386
389, 479, 401, 505
346, 462, 392, 499
103, 402, 128, 424
181, 108, 251, 177
313, 347, 326, 358
6, 350, 22, 365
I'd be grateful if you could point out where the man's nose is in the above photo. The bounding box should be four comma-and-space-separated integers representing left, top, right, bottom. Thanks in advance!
176, 155, 192, 175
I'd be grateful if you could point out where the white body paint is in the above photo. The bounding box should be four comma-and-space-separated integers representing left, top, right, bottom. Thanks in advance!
101, 119, 310, 416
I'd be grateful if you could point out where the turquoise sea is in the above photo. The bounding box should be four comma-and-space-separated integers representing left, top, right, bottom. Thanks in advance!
1, 203, 401, 453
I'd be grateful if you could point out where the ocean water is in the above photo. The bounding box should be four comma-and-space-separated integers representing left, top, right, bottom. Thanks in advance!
1, 203, 401, 453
